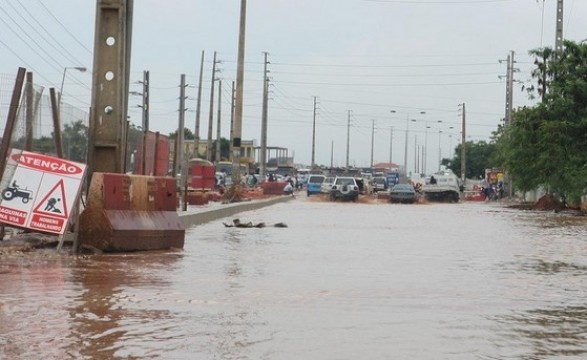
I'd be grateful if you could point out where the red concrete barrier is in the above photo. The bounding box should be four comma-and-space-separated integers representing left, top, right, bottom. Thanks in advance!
261, 182, 287, 195
188, 192, 208, 205
79, 173, 185, 252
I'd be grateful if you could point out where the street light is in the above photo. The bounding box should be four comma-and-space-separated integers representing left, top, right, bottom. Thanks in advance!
438, 129, 443, 172
396, 110, 425, 177
59, 66, 87, 108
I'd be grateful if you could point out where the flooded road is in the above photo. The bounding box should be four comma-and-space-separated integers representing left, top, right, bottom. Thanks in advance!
2, 197, 587, 359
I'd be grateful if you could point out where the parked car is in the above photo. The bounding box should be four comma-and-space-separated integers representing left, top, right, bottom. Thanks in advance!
306, 174, 326, 196
329, 176, 360, 201
389, 183, 417, 204
372, 177, 388, 192
320, 176, 335, 194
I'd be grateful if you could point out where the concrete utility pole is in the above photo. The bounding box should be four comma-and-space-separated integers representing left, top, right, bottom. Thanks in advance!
193, 50, 204, 158
403, 114, 410, 176
330, 140, 334, 169
346, 110, 351, 168
502, 53, 512, 126
230, 81, 235, 162
389, 127, 393, 165
506, 52, 515, 125
215, 80, 222, 162
260, 52, 269, 178
232, 0, 247, 184
555, 0, 564, 55
370, 119, 375, 168
206, 51, 218, 162
175, 74, 187, 178
311, 96, 317, 168
88, 0, 133, 177
460, 103, 466, 186
438, 129, 442, 172
141, 70, 149, 174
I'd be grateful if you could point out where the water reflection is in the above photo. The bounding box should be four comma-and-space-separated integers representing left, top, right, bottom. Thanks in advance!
68, 252, 183, 359
492, 306, 587, 359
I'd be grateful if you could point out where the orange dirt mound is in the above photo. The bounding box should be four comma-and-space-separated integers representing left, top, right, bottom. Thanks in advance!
532, 194, 565, 211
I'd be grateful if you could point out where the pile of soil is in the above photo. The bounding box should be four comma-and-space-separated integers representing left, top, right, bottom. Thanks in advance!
531, 194, 566, 211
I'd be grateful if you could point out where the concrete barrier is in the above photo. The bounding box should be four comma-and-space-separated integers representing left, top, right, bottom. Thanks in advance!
179, 195, 293, 228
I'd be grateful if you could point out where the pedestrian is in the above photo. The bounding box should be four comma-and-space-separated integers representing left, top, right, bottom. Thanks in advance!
283, 182, 294, 196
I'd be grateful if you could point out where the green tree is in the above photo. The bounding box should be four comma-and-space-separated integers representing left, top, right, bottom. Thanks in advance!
61, 120, 89, 162
495, 40, 587, 204
447, 140, 497, 180
168, 127, 194, 140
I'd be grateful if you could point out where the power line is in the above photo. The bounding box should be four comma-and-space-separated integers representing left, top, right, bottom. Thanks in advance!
10, 0, 85, 66
35, 0, 92, 54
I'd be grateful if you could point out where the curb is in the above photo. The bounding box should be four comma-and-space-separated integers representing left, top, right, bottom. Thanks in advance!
179, 195, 294, 228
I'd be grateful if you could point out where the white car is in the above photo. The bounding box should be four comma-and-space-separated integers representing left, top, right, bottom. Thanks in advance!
320, 176, 335, 193
329, 176, 360, 201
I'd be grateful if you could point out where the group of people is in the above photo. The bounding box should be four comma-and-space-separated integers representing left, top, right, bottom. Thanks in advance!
478, 178, 504, 200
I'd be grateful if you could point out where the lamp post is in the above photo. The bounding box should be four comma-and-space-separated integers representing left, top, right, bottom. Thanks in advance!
406, 111, 425, 176
424, 122, 430, 174
438, 129, 442, 172
59, 66, 87, 108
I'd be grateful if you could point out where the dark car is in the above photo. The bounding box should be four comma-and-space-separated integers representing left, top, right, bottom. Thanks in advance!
329, 176, 360, 201
389, 184, 417, 204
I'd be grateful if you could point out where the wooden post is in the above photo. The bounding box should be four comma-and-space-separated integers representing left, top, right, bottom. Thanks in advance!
49, 88, 64, 158
25, 72, 34, 151
0, 68, 26, 176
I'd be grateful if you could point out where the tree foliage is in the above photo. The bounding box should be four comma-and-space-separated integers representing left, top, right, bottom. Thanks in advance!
168, 127, 195, 140
446, 140, 497, 180
494, 40, 587, 203
61, 120, 89, 162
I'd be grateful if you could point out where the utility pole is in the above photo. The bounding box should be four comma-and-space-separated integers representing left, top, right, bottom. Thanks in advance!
206, 51, 218, 162
403, 114, 409, 176
502, 53, 512, 126
389, 126, 393, 165
215, 80, 222, 162
503, 51, 515, 126
438, 129, 442, 172
260, 52, 269, 178
330, 140, 334, 169
555, 0, 564, 56
193, 51, 204, 158
460, 103, 466, 186
232, 0, 247, 185
311, 96, 317, 168
346, 110, 351, 168
141, 70, 149, 174
230, 81, 235, 162
174, 74, 187, 178
370, 119, 375, 168
414, 136, 418, 174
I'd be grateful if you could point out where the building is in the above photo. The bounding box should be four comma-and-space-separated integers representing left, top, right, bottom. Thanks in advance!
171, 138, 257, 166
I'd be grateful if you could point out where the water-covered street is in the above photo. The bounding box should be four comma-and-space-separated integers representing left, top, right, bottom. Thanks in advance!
2, 197, 587, 359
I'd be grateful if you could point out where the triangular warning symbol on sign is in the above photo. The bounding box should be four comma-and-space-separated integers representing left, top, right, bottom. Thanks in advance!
33, 179, 68, 219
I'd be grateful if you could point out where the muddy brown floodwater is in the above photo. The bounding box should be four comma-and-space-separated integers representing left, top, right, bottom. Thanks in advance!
2, 197, 587, 359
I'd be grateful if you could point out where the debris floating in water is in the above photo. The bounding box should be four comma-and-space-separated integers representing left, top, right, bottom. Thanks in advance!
223, 218, 287, 228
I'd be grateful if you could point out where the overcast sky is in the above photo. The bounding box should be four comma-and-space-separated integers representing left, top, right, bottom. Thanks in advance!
1, 0, 585, 172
